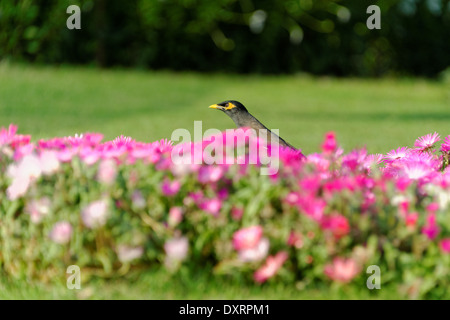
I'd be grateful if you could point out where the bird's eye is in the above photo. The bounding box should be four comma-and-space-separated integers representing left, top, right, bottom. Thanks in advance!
225, 103, 229, 107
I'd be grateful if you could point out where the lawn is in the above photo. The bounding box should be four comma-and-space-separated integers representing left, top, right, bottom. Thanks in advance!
1, 63, 449, 155
1, 62, 449, 300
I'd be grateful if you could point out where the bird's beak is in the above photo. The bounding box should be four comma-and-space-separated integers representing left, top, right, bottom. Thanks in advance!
209, 104, 223, 110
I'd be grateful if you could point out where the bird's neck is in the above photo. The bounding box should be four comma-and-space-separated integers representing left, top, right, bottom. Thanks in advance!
233, 112, 268, 130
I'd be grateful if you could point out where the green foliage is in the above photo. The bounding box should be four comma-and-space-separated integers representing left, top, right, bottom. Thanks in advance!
0, 0, 449, 76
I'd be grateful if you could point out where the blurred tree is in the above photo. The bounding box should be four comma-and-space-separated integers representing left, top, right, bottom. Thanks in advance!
0, 0, 448, 77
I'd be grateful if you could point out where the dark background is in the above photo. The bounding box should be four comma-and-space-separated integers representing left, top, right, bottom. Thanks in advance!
1, 0, 449, 77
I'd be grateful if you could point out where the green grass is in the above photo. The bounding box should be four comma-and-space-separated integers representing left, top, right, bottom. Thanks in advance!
1, 62, 449, 155
0, 62, 448, 299
0, 267, 403, 300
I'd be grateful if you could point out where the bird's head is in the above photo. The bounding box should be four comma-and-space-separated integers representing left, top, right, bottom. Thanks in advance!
209, 100, 248, 116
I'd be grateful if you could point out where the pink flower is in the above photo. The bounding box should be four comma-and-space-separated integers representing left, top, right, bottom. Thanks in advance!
403, 162, 432, 180
49, 221, 72, 244
80, 147, 100, 165
384, 147, 410, 163
0, 124, 30, 148
155, 138, 173, 154
321, 214, 350, 238
168, 207, 183, 226
306, 153, 330, 172
405, 212, 419, 228
25, 197, 51, 223
426, 202, 439, 214
441, 135, 450, 153
324, 257, 361, 283
395, 177, 411, 192
112, 135, 135, 148
321, 132, 337, 154
439, 238, 450, 253
414, 132, 440, 151
116, 245, 144, 263
299, 176, 321, 195
287, 231, 303, 249
57, 147, 78, 162
13, 144, 34, 161
0, 124, 18, 146
81, 199, 109, 229
164, 236, 189, 265
161, 179, 181, 196
297, 195, 326, 222
422, 212, 440, 240
232, 226, 263, 251
198, 166, 224, 183
253, 251, 289, 283
97, 159, 117, 185
200, 198, 222, 216
238, 238, 269, 262
284, 192, 300, 206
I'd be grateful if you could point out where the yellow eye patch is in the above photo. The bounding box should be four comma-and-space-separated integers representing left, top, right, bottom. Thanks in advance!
225, 102, 236, 110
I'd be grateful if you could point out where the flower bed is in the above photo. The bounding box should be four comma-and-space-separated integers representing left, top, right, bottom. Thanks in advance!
1, 125, 450, 298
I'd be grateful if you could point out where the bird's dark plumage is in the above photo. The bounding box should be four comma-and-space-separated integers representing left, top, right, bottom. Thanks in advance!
209, 100, 296, 149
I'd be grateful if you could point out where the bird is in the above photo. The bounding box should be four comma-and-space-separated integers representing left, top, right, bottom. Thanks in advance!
209, 100, 297, 149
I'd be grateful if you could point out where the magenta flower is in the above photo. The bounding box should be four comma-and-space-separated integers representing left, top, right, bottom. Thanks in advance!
426, 202, 439, 214
384, 147, 410, 163
161, 179, 181, 196
198, 166, 224, 184
81, 199, 109, 229
200, 198, 222, 216
324, 257, 361, 283
284, 192, 300, 206
253, 251, 288, 283
321, 214, 350, 239
441, 135, 450, 153
414, 132, 440, 152
49, 221, 72, 244
154, 138, 173, 154
297, 195, 326, 222
232, 226, 263, 251
112, 135, 135, 148
321, 132, 337, 154
0, 124, 18, 146
421, 212, 440, 240
0, 124, 31, 148
439, 238, 450, 254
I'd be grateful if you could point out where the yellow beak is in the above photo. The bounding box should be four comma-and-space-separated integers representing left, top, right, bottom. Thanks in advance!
209, 104, 221, 109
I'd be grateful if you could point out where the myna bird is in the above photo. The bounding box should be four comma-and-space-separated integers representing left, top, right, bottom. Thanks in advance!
209, 100, 297, 149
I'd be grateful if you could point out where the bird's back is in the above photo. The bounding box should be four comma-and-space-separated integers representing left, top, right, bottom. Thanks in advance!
237, 113, 296, 149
